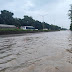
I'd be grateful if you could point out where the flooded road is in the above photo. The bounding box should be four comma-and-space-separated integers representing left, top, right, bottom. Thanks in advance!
0, 30, 72, 72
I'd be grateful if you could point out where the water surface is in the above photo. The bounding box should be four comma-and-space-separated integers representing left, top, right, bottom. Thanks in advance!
0, 31, 72, 72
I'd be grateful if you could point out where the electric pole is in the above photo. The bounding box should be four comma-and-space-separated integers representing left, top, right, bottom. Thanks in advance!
40, 15, 47, 30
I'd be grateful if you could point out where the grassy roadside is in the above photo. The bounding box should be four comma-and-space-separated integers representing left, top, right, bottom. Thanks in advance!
0, 29, 37, 35
0, 29, 59, 35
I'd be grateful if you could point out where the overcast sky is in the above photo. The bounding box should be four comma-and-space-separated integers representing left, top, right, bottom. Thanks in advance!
0, 0, 72, 29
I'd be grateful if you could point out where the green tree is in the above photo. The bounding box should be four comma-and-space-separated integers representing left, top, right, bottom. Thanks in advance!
0, 10, 14, 25
14, 18, 21, 28
34, 20, 43, 30
69, 5, 72, 30
21, 15, 35, 26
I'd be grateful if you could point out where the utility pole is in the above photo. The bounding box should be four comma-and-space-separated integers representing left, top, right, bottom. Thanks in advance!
42, 15, 44, 30
40, 15, 47, 30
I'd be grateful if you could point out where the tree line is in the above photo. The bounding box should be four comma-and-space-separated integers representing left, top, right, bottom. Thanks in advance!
0, 10, 61, 30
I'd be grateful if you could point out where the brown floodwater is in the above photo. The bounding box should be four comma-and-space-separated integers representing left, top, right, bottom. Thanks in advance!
0, 30, 72, 72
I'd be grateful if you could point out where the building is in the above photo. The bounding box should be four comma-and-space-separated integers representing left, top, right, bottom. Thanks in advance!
20, 26, 35, 30
0, 24, 16, 29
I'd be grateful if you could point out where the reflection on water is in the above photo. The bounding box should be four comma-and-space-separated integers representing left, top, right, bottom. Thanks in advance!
0, 31, 72, 72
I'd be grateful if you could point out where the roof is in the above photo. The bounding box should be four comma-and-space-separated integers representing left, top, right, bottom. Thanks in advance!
0, 24, 16, 27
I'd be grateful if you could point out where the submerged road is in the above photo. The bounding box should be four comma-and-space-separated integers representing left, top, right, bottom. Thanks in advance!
0, 30, 72, 72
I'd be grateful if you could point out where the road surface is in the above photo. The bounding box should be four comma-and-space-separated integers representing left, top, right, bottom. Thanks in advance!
0, 30, 72, 72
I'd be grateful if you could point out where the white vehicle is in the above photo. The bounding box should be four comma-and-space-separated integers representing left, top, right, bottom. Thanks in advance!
20, 26, 35, 30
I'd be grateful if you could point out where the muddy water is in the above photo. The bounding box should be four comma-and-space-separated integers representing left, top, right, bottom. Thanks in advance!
0, 31, 72, 72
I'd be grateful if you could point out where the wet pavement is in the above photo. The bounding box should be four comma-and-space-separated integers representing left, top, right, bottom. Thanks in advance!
0, 30, 72, 72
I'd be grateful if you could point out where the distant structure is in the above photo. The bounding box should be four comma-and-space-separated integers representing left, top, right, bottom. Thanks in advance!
20, 26, 35, 30
0, 24, 16, 29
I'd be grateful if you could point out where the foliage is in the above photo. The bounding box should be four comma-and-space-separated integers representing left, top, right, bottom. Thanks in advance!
0, 10, 61, 30
70, 23, 72, 30
69, 5, 72, 30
